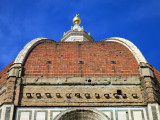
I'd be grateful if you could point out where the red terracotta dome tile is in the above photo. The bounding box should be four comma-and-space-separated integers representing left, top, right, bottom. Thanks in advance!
23, 41, 140, 77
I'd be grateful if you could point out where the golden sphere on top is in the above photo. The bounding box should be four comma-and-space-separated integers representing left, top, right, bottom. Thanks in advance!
73, 14, 81, 24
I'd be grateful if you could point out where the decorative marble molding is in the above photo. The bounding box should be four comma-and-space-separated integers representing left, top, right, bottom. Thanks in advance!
147, 103, 160, 120
22, 76, 141, 85
8, 63, 22, 78
0, 104, 14, 120
14, 38, 51, 64
54, 108, 110, 120
15, 106, 149, 120
61, 30, 94, 42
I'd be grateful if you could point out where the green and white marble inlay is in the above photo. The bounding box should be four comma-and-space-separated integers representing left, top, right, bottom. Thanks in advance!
5, 107, 11, 120
151, 106, 158, 120
131, 110, 145, 120
115, 110, 129, 120
34, 110, 48, 120
18, 110, 32, 120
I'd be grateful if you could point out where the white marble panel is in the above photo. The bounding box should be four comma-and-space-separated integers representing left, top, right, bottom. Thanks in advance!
104, 112, 111, 119
117, 111, 127, 120
52, 112, 60, 119
36, 112, 45, 120
133, 111, 142, 120
20, 112, 30, 120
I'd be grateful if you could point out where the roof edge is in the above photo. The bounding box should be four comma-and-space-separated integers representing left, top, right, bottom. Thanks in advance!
14, 38, 55, 64
102, 37, 147, 64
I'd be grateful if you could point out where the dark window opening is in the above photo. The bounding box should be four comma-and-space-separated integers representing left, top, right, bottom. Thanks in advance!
78, 61, 84, 64
88, 79, 91, 82
46, 61, 52, 64
117, 90, 122, 95
110, 61, 116, 64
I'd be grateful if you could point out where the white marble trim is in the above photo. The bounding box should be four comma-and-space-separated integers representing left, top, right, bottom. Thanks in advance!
104, 37, 147, 64
14, 38, 49, 64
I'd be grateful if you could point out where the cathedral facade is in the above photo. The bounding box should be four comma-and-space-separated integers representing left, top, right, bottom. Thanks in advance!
0, 15, 160, 120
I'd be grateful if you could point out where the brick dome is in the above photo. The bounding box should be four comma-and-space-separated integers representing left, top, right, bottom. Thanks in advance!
2, 37, 160, 87
0, 15, 160, 120
22, 39, 140, 77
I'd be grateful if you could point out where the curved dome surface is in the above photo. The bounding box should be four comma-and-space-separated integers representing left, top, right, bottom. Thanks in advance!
23, 40, 140, 77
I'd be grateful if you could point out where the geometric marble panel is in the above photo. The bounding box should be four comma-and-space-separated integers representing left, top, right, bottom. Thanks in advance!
103, 111, 113, 120
116, 111, 129, 120
18, 111, 32, 120
35, 112, 46, 120
52, 112, 61, 119
20, 112, 30, 120
133, 111, 143, 120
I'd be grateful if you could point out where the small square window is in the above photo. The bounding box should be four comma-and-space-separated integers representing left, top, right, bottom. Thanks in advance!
110, 61, 116, 64
78, 61, 84, 64
46, 61, 52, 64
117, 90, 122, 95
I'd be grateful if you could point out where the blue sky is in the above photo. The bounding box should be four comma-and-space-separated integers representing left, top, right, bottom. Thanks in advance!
0, 0, 160, 71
